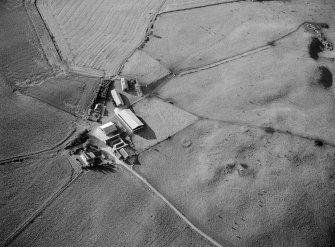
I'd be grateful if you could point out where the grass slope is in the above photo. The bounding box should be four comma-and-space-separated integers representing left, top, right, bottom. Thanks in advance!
26, 73, 100, 115
9, 169, 213, 247
132, 97, 198, 151
143, 0, 335, 72
0, 80, 75, 160
157, 28, 335, 143
137, 120, 335, 246
0, 155, 72, 241
121, 50, 170, 85
0, 1, 51, 86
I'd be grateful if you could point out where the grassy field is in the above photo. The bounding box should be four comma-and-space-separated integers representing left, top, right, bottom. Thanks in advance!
143, 0, 335, 72
0, 81, 75, 160
137, 120, 335, 246
120, 50, 171, 85
0, 1, 51, 87
38, 0, 166, 75
132, 97, 198, 151
0, 155, 72, 241
156, 27, 335, 143
8, 167, 214, 247
26, 73, 101, 115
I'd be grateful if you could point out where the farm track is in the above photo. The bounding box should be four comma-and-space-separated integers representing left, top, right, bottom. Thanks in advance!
104, 148, 226, 247
2, 169, 83, 247
0, 128, 76, 165
159, 0, 245, 15
176, 22, 308, 77
177, 45, 271, 76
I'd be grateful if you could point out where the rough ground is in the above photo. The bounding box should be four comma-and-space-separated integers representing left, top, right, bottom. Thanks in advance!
120, 50, 171, 85
157, 28, 335, 144
143, 0, 335, 72
137, 120, 335, 247
25, 73, 101, 115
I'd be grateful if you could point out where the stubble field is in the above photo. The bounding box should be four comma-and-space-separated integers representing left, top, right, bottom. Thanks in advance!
37, 0, 166, 76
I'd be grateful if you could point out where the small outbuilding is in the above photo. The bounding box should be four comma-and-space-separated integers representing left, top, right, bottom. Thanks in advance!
79, 151, 96, 167
119, 148, 130, 160
99, 122, 117, 135
111, 89, 124, 107
120, 77, 128, 91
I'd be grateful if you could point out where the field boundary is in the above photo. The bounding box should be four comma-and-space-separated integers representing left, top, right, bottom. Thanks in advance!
159, 0, 245, 15
177, 45, 271, 76
115, 0, 169, 76
24, 0, 64, 72
0, 127, 76, 165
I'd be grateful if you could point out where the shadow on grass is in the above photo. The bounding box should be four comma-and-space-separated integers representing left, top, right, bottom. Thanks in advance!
83, 163, 117, 174
135, 116, 157, 140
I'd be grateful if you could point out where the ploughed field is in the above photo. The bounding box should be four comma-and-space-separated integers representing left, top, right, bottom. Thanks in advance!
38, 0, 165, 76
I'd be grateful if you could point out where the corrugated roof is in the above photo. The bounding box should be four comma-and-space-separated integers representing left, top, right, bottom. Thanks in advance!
100, 122, 117, 135
116, 108, 143, 130
111, 89, 123, 106
100, 122, 115, 129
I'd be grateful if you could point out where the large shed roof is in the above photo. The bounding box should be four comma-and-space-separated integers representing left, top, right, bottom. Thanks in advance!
114, 108, 143, 131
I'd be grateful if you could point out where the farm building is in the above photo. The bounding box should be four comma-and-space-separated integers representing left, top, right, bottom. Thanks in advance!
100, 122, 117, 135
79, 151, 96, 167
119, 148, 130, 160
121, 78, 129, 91
111, 89, 124, 107
114, 108, 144, 133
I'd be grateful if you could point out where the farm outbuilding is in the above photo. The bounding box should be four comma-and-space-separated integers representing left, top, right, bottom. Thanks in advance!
121, 78, 129, 91
79, 151, 96, 167
114, 108, 144, 133
100, 122, 117, 135
119, 148, 130, 160
111, 89, 124, 107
